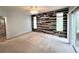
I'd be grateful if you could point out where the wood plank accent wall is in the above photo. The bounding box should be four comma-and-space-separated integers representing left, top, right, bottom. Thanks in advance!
0, 16, 6, 41
32, 8, 69, 38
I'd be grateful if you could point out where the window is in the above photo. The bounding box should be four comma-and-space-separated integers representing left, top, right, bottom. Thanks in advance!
76, 11, 79, 33
56, 12, 63, 31
33, 16, 37, 29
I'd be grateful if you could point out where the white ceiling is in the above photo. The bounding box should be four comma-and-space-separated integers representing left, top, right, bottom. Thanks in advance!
0, 6, 68, 15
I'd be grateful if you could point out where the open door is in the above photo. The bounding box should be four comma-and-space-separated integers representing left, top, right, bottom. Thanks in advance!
0, 16, 6, 42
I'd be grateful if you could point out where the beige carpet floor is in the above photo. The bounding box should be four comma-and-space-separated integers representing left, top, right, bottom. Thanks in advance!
0, 32, 75, 53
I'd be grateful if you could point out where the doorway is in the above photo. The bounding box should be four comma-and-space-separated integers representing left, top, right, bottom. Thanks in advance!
74, 9, 79, 52
70, 7, 79, 52
0, 16, 6, 42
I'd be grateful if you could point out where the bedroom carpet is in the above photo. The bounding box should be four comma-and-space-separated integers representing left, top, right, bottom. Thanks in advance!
0, 32, 75, 53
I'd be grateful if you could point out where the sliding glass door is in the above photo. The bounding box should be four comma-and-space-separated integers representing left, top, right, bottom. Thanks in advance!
75, 10, 79, 52
70, 8, 79, 52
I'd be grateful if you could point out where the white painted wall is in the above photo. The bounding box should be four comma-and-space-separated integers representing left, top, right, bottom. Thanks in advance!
0, 8, 7, 16
0, 8, 32, 39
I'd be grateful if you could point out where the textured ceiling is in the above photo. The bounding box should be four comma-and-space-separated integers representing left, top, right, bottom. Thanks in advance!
0, 6, 68, 15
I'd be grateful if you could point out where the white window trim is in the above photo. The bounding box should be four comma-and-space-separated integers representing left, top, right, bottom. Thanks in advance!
33, 16, 37, 29
56, 12, 63, 32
